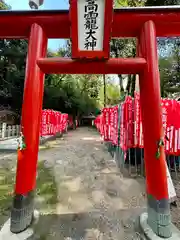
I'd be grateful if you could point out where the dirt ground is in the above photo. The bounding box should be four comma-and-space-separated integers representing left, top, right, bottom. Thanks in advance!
0, 127, 179, 239
170, 180, 180, 229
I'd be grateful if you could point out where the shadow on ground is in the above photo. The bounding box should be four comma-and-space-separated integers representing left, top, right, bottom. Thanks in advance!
0, 128, 147, 239
0, 159, 146, 240
29, 209, 144, 240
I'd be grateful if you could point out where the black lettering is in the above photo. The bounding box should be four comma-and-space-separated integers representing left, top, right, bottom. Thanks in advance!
85, 29, 97, 41
84, 17, 98, 30
84, 0, 99, 51
84, 39, 97, 50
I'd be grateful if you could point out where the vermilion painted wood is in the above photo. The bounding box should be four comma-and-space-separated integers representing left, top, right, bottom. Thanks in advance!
138, 21, 168, 200
37, 57, 146, 74
15, 23, 47, 194
70, 0, 113, 59
1, 7, 180, 38
9, 4, 172, 210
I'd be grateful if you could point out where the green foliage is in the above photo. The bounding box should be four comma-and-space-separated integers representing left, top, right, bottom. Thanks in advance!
0, 39, 28, 115
159, 43, 180, 98
114, 0, 145, 7
0, 2, 26, 117
146, 0, 180, 6
112, 0, 145, 97
99, 81, 121, 106
145, 0, 180, 98
0, 0, 10, 10
44, 71, 102, 117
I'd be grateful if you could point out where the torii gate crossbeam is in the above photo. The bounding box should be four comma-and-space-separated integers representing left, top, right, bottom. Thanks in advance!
1, 7, 180, 38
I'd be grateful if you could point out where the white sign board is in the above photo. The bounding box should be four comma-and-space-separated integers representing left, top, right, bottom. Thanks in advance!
77, 0, 105, 51
166, 162, 177, 203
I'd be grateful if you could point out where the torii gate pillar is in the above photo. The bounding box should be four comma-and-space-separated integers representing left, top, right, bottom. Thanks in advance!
138, 21, 172, 239
10, 23, 47, 233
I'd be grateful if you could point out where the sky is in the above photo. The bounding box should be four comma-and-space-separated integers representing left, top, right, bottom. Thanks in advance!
5, 0, 69, 51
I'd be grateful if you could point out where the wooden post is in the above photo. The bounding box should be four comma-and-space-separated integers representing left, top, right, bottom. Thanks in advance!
7, 126, 11, 138
139, 21, 171, 238
10, 23, 47, 233
2, 123, 7, 139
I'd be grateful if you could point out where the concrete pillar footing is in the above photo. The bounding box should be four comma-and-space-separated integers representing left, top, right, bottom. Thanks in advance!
140, 212, 180, 240
0, 210, 39, 240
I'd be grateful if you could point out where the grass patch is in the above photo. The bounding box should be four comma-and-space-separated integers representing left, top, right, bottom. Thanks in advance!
0, 160, 57, 221
0, 167, 15, 216
36, 161, 57, 206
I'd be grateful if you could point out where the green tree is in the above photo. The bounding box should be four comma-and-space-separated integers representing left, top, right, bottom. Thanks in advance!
111, 0, 145, 97
0, 39, 28, 114
145, 0, 180, 99
146, 0, 180, 6
99, 77, 121, 106
0, 1, 27, 119
0, 0, 9, 10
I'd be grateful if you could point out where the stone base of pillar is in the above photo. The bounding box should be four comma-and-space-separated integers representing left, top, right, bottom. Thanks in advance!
0, 210, 39, 240
140, 212, 180, 240
10, 192, 35, 233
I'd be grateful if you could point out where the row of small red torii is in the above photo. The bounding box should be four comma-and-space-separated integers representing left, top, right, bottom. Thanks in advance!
95, 92, 180, 156
40, 109, 68, 136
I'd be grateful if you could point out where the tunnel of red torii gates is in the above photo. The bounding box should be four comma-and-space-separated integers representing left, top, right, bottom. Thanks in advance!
2, 4, 180, 240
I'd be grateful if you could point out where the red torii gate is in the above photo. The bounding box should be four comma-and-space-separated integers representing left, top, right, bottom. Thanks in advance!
1, 5, 180, 239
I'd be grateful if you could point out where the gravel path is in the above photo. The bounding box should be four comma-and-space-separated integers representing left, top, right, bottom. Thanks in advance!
33, 127, 146, 240
0, 127, 180, 238
0, 127, 147, 239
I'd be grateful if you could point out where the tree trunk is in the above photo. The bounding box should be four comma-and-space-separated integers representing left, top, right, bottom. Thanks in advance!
103, 74, 106, 107
126, 75, 131, 95
130, 75, 136, 97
